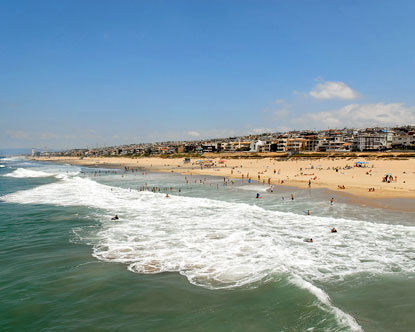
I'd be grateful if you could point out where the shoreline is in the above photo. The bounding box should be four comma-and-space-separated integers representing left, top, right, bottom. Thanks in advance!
30, 156, 415, 212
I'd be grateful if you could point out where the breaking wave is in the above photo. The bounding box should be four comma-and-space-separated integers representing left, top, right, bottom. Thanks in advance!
3, 168, 79, 178
3, 174, 415, 331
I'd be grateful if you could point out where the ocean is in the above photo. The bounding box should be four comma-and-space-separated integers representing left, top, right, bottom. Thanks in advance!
1, 157, 415, 332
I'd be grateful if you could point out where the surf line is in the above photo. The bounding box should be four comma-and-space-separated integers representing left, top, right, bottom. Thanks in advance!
289, 274, 363, 332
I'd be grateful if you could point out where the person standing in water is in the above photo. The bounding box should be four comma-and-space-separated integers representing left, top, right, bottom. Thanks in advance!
330, 197, 334, 205
291, 193, 294, 200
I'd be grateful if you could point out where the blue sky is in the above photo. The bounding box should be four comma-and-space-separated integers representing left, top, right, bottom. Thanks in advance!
1, 0, 415, 149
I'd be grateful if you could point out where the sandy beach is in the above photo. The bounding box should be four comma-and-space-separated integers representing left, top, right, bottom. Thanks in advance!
32, 155, 415, 202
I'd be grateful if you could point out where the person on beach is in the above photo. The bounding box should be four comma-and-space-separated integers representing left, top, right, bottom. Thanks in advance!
308, 179, 311, 188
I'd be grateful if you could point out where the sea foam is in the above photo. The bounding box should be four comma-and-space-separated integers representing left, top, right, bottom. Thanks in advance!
3, 168, 79, 178
3, 175, 415, 331
1, 156, 25, 162
290, 275, 363, 331
2, 175, 414, 287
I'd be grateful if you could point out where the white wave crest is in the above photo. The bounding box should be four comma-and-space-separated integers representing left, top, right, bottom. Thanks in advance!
4, 168, 53, 178
1, 156, 26, 162
236, 184, 268, 192
290, 275, 363, 331
3, 168, 79, 178
0, 165, 5, 168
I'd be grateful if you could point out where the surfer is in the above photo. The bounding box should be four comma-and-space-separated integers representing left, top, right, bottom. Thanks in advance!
305, 238, 313, 243
111, 215, 119, 221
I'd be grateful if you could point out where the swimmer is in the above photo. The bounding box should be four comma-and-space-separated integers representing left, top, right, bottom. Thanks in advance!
166, 194, 169, 198
305, 238, 313, 243
331, 227, 337, 233
307, 210, 310, 216
111, 215, 119, 221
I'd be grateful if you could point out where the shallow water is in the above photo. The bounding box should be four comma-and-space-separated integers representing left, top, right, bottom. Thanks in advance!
1, 157, 415, 331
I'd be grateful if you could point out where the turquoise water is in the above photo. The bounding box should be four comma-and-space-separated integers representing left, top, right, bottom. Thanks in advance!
1, 157, 415, 331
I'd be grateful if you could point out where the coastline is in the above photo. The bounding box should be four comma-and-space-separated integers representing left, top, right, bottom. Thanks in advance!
30, 155, 415, 212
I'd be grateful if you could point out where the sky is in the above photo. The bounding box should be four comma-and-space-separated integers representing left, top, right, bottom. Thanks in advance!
1, 0, 415, 149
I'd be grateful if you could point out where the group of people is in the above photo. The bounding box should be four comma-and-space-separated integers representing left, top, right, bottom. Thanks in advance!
382, 174, 397, 183
305, 228, 337, 243
110, 172, 339, 245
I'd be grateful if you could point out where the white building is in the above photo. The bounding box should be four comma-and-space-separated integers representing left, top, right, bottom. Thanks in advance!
250, 140, 265, 152
353, 130, 394, 151
392, 135, 415, 147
